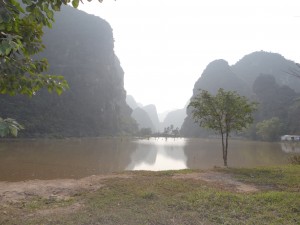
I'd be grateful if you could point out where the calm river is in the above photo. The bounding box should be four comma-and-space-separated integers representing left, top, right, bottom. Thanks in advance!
0, 138, 298, 181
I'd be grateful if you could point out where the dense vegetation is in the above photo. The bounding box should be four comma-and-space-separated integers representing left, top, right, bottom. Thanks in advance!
181, 51, 300, 140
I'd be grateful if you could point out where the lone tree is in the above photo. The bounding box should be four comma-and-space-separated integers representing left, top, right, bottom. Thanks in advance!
188, 88, 257, 166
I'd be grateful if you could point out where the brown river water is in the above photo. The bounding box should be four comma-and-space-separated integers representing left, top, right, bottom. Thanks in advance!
0, 138, 298, 181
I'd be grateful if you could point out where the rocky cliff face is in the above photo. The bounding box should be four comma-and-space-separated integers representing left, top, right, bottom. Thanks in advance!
181, 51, 300, 137
131, 107, 155, 132
126, 95, 139, 110
0, 6, 134, 137
142, 105, 160, 132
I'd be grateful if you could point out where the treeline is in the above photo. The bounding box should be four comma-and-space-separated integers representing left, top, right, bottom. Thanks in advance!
248, 74, 300, 141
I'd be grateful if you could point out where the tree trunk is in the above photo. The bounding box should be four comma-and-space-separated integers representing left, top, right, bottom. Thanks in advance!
221, 132, 227, 167
224, 132, 229, 167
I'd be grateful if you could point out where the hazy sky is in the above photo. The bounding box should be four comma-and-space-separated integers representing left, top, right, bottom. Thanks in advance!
79, 0, 300, 113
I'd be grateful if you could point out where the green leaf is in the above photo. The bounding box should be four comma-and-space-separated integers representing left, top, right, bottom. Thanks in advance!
26, 4, 36, 12
55, 86, 63, 95
22, 0, 32, 5
9, 126, 18, 137
72, 0, 79, 8
45, 9, 54, 20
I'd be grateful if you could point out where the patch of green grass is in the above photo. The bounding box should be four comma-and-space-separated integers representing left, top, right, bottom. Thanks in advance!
222, 165, 300, 191
24, 196, 75, 211
139, 191, 156, 200
184, 189, 299, 224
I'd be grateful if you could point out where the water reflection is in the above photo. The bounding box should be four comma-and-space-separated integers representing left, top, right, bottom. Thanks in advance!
184, 139, 290, 169
0, 137, 295, 182
280, 142, 300, 153
0, 138, 136, 181
127, 138, 187, 171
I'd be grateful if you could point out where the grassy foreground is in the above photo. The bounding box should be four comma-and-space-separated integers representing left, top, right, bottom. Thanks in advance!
1, 165, 299, 225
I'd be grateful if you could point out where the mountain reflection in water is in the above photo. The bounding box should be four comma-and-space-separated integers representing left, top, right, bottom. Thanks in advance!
127, 138, 187, 171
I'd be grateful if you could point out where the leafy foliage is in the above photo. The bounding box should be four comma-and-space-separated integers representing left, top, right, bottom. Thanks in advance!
0, 0, 82, 96
189, 88, 257, 166
163, 124, 180, 137
0, 0, 106, 96
0, 117, 23, 137
0, 0, 108, 137
256, 117, 282, 141
189, 88, 257, 134
287, 98, 300, 134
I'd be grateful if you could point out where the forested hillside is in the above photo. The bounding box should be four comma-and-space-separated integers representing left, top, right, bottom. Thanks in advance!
0, 6, 135, 137
181, 51, 300, 140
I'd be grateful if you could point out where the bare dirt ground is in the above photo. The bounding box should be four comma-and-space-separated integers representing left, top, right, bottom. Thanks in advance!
0, 174, 133, 219
0, 174, 133, 203
0, 171, 263, 222
0, 171, 257, 206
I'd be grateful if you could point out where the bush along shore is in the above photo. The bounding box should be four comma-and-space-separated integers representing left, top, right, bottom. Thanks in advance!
0, 165, 299, 225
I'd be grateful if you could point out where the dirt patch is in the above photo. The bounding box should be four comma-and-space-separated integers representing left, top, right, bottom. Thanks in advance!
0, 174, 132, 203
173, 172, 258, 193
0, 171, 257, 205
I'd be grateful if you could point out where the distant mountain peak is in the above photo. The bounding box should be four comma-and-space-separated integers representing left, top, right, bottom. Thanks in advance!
181, 50, 300, 137
201, 59, 230, 78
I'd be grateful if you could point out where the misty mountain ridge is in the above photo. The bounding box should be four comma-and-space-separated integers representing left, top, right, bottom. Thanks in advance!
161, 108, 187, 132
181, 51, 300, 137
126, 95, 143, 110
126, 95, 187, 133
142, 105, 160, 132
131, 107, 155, 131
232, 51, 300, 93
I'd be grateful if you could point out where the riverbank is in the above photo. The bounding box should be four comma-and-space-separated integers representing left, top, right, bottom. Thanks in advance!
0, 165, 299, 224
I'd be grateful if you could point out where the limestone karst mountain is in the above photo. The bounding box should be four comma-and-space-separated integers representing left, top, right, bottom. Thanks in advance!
0, 6, 134, 137
126, 96, 159, 133
126, 95, 143, 110
142, 105, 160, 133
161, 108, 187, 132
181, 51, 300, 138
131, 107, 155, 132
232, 51, 300, 93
